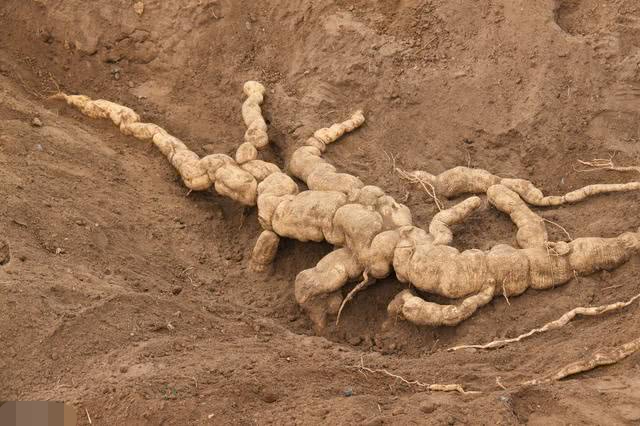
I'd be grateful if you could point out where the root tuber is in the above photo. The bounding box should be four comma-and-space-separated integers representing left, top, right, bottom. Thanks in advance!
57, 81, 640, 332
410, 166, 640, 206
52, 81, 280, 205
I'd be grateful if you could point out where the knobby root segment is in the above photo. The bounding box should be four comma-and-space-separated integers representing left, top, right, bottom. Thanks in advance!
288, 111, 366, 196
352, 356, 477, 394
389, 287, 496, 327
449, 292, 640, 351
523, 336, 640, 386
50, 81, 280, 206
429, 196, 482, 246
408, 165, 640, 206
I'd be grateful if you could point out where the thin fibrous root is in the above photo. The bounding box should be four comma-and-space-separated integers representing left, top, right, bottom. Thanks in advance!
542, 218, 572, 241
394, 165, 444, 211
577, 158, 640, 175
448, 292, 640, 351
336, 271, 373, 326
352, 356, 477, 394
523, 336, 640, 386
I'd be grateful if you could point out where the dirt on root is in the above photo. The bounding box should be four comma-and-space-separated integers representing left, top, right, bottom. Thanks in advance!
2, 0, 640, 424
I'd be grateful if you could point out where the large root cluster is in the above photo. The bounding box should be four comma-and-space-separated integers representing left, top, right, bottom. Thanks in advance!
54, 82, 640, 334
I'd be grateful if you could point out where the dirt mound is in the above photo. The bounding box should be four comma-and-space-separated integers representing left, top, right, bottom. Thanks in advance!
1, 0, 640, 424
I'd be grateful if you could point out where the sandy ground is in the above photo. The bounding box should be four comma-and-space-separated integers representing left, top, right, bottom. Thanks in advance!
2, 0, 640, 424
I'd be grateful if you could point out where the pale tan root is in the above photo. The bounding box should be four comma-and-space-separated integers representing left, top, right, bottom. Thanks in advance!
523, 336, 640, 386
52, 81, 281, 205
288, 111, 366, 196
501, 178, 640, 207
56, 85, 640, 331
577, 158, 640, 175
336, 270, 374, 326
429, 196, 482, 245
409, 166, 640, 206
250, 230, 280, 272
310, 110, 365, 149
240, 81, 269, 150
352, 356, 477, 394
294, 248, 363, 304
390, 221, 638, 327
294, 248, 363, 328
487, 184, 547, 248
449, 292, 640, 351
388, 287, 495, 326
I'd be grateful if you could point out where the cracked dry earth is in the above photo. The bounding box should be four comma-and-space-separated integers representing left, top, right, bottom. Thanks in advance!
2, 0, 640, 424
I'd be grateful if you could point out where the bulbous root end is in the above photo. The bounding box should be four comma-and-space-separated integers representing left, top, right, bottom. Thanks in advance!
387, 287, 495, 327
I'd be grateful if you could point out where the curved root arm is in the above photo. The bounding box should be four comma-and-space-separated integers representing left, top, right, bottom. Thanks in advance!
429, 196, 482, 245
52, 81, 280, 205
487, 184, 548, 249
288, 111, 366, 195
410, 166, 640, 206
294, 248, 363, 305
388, 287, 495, 327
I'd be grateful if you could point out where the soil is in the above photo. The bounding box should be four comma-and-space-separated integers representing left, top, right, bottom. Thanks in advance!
2, 0, 640, 424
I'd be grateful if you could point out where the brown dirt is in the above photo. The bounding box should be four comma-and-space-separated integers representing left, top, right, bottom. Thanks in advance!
2, 0, 640, 424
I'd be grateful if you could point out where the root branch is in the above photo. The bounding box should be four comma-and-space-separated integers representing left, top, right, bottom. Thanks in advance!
352, 356, 477, 394
524, 336, 640, 385
449, 292, 640, 351
336, 271, 373, 326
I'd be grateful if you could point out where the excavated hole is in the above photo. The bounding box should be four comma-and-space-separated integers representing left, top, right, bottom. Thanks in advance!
554, 0, 622, 36
0, 240, 10, 266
